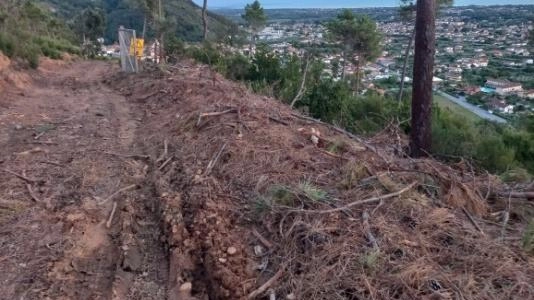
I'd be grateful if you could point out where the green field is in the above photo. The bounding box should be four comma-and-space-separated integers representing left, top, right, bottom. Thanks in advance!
433, 94, 481, 123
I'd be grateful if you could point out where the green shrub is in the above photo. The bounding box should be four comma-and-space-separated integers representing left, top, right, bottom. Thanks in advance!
475, 135, 516, 173
0, 2, 78, 67
224, 53, 251, 81
432, 108, 476, 158
184, 42, 533, 178
500, 167, 532, 183
523, 219, 534, 255
0, 33, 15, 57
18, 43, 40, 69
165, 36, 185, 61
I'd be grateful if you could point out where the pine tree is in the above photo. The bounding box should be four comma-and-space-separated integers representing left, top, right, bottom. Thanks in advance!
410, 0, 436, 157
326, 10, 381, 93
242, 1, 267, 57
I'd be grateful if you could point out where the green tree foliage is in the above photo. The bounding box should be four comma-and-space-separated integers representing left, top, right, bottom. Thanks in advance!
0, 0, 78, 68
400, 0, 453, 20
326, 10, 381, 92
475, 135, 515, 173
529, 28, 534, 50
41, 0, 236, 43
73, 8, 105, 41
73, 8, 105, 57
242, 0, 267, 55
181, 41, 534, 177
248, 45, 280, 84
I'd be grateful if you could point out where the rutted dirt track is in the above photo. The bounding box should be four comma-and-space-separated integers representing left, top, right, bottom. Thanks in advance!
0, 60, 169, 299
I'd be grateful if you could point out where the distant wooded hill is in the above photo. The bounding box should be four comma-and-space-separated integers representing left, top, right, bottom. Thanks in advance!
40, 0, 236, 43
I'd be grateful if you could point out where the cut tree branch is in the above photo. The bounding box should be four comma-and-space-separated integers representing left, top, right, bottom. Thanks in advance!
99, 184, 138, 205
290, 113, 390, 163
196, 108, 238, 127
205, 142, 228, 175
247, 268, 284, 299
288, 182, 417, 214
1, 168, 41, 184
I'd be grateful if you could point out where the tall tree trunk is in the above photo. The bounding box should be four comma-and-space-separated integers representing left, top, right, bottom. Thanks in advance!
341, 51, 346, 80
355, 59, 361, 94
158, 0, 164, 63
202, 0, 208, 40
410, 0, 436, 157
160, 33, 164, 63
142, 15, 147, 39
398, 25, 416, 103
249, 32, 255, 57
290, 57, 310, 108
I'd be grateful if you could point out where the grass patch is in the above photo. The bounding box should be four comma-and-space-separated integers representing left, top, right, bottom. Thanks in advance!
297, 181, 328, 202
254, 182, 329, 213
433, 94, 481, 124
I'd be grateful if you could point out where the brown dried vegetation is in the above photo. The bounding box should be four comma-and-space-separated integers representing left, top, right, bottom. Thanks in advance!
110, 61, 534, 299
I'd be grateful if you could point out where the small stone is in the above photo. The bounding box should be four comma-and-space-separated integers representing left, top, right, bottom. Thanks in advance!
254, 245, 264, 256
227, 246, 237, 255
218, 257, 227, 263
122, 248, 142, 272
286, 293, 296, 300
179, 282, 192, 292
310, 135, 319, 145
14, 124, 23, 130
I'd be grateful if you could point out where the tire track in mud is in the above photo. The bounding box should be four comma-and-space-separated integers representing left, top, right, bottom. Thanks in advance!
0, 60, 255, 300
0, 61, 170, 299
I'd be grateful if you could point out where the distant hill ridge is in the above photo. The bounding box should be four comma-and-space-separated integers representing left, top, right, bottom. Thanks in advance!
39, 0, 235, 43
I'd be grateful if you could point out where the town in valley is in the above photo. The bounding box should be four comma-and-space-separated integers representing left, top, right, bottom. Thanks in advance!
210, 5, 534, 120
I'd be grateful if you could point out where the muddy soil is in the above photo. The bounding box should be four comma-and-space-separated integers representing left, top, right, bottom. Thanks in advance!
0, 61, 169, 299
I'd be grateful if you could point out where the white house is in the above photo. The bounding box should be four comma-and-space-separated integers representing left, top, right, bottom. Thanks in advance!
486, 79, 523, 95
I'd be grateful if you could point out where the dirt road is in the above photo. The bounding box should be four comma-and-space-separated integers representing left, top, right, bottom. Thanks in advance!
0, 60, 168, 299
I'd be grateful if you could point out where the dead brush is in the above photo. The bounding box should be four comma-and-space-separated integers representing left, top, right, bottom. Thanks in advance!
0, 199, 27, 223
113, 64, 534, 300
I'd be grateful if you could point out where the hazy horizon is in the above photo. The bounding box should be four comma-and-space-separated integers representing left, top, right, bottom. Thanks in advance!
193, 0, 533, 9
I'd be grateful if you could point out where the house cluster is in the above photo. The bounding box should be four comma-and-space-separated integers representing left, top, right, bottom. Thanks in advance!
485, 78, 523, 96
479, 79, 534, 114
257, 23, 324, 42
487, 98, 515, 114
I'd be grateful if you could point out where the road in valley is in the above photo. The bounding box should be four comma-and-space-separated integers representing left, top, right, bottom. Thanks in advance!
436, 91, 508, 124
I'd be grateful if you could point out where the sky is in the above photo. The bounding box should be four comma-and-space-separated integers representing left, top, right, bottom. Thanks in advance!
192, 0, 534, 9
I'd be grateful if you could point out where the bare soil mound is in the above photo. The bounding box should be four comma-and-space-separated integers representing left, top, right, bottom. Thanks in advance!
108, 62, 534, 299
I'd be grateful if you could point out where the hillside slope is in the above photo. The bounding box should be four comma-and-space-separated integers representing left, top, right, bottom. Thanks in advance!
40, 0, 236, 42
0, 59, 532, 299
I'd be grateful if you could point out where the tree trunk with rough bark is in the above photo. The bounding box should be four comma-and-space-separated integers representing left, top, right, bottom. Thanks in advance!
341, 51, 347, 80
249, 32, 255, 57
410, 0, 436, 157
398, 25, 416, 103
202, 0, 208, 41
355, 59, 361, 94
